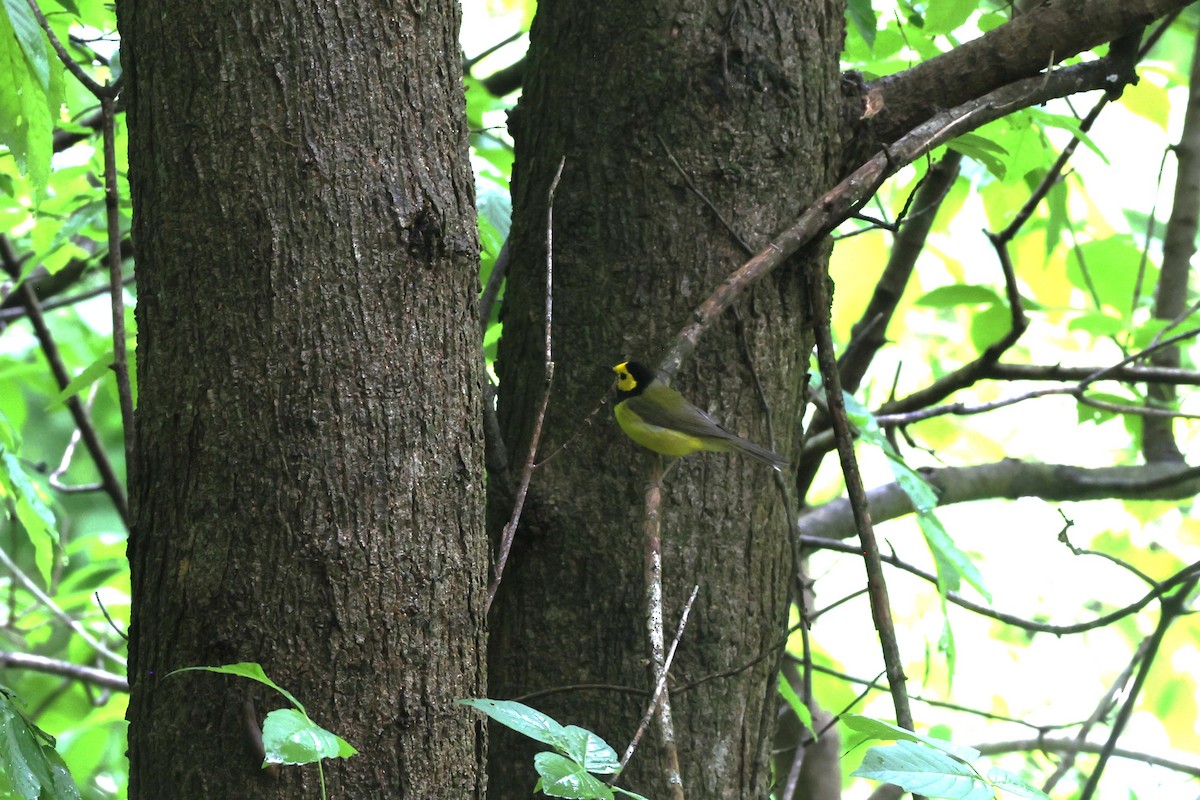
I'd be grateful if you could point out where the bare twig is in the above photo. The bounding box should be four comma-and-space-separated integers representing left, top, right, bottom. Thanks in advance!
0, 546, 126, 666
100, 94, 136, 480
1077, 576, 1199, 800
797, 461, 1200, 541
24, 0, 115, 99
807, 266, 915, 735
662, 60, 1119, 375
0, 651, 126, 692
48, 384, 104, 494
615, 583, 699, 781
983, 362, 1200, 386
800, 535, 1200, 637
634, 457, 685, 799
0, 238, 130, 525
485, 157, 566, 615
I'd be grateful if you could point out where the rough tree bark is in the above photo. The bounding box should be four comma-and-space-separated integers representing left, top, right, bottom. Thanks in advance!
487, 1, 842, 797
119, 0, 487, 796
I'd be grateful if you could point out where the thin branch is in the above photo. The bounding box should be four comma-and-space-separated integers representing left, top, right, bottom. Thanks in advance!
635, 457, 685, 799
0, 651, 126, 692
0, 238, 130, 526
24, 0, 114, 99
800, 535, 1200, 637
101, 94, 136, 482
614, 583, 699, 782
982, 362, 1200, 386
0, 545, 126, 666
808, 265, 915, 734
1077, 576, 1199, 799
983, 737, 1200, 780
662, 60, 1120, 375
797, 461, 1200, 541
485, 157, 565, 615
1042, 636, 1149, 791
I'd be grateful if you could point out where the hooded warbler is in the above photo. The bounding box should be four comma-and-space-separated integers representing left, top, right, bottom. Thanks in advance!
612, 361, 787, 469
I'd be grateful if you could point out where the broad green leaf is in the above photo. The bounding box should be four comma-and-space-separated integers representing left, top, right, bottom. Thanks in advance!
0, 693, 80, 800
0, 0, 58, 192
968, 302, 1011, 352
1068, 235, 1154, 312
986, 766, 1051, 798
852, 740, 993, 800
0, 449, 58, 587
924, 0, 974, 35
2, 0, 49, 91
0, 409, 18, 451
1043, 174, 1068, 256
846, 0, 876, 49
45, 350, 115, 409
1028, 109, 1107, 163
458, 698, 567, 750
844, 392, 989, 604
261, 708, 356, 766
533, 752, 614, 800
1067, 311, 1126, 337
915, 285, 1000, 308
559, 726, 620, 775
167, 663, 306, 714
41, 746, 83, 800
949, 133, 1009, 180
777, 672, 813, 732
919, 508, 990, 601
843, 715, 981, 762
1120, 77, 1171, 130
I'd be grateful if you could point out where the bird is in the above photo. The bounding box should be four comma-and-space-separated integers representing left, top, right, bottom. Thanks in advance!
612, 360, 787, 469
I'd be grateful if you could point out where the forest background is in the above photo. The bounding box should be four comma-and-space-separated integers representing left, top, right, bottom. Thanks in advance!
0, 0, 1198, 798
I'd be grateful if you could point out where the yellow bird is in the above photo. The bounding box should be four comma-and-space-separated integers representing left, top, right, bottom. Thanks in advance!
612, 361, 787, 468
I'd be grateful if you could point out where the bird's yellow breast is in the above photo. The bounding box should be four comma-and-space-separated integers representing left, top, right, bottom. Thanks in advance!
614, 400, 711, 457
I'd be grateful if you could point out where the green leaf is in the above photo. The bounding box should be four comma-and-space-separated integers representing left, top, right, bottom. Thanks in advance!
846, 0, 876, 49
777, 671, 813, 732
559, 726, 620, 775
0, 449, 58, 587
923, 0, 974, 35
1120, 76, 1171, 130
843, 715, 980, 762
1067, 311, 1126, 336
918, 511, 990, 600
261, 708, 356, 767
0, 693, 80, 800
968, 302, 1010, 351
45, 350, 115, 409
852, 740, 994, 800
458, 698, 568, 750
2, 0, 49, 91
1067, 235, 1154, 312
915, 285, 1001, 308
845, 392, 989, 604
948, 133, 1009, 180
533, 752, 614, 800
0, 1, 56, 191
167, 663, 306, 714
0, 409, 18, 451
1028, 108, 1107, 163
986, 766, 1051, 798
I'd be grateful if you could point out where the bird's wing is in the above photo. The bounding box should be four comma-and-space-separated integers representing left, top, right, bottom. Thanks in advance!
624, 390, 735, 439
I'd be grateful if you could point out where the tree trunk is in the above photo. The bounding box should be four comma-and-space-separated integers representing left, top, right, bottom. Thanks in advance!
119, 1, 487, 796
487, 1, 843, 797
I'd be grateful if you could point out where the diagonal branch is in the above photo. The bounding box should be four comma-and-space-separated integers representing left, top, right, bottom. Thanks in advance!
662, 60, 1121, 375
797, 460, 1200, 542
863, 0, 1181, 144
